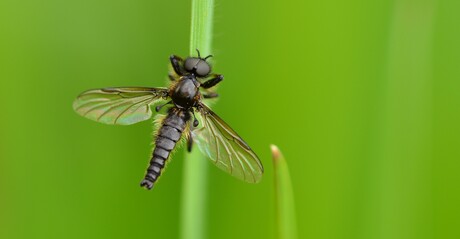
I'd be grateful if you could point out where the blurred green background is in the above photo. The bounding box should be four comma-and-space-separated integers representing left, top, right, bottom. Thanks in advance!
1, 0, 459, 238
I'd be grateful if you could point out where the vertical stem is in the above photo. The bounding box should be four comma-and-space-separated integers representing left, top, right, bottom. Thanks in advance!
180, 149, 207, 239
180, 0, 214, 239
189, 0, 214, 56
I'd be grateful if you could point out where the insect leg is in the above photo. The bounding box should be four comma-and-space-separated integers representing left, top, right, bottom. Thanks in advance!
203, 92, 219, 99
200, 74, 224, 89
191, 109, 199, 127
170, 55, 185, 76
187, 109, 199, 152
155, 101, 172, 112
187, 127, 194, 152
168, 74, 176, 81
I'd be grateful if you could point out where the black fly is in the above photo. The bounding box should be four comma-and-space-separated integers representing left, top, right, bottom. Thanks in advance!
73, 50, 263, 189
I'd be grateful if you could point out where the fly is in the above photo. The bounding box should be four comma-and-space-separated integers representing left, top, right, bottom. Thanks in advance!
73, 50, 264, 189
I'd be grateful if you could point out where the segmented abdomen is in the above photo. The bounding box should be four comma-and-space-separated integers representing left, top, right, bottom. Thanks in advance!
140, 108, 190, 189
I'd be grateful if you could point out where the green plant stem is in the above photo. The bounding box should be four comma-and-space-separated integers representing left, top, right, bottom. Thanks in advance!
189, 0, 214, 56
180, 0, 214, 239
180, 149, 207, 239
272, 145, 298, 239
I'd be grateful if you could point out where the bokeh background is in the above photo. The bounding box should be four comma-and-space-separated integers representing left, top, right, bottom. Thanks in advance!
1, 0, 459, 238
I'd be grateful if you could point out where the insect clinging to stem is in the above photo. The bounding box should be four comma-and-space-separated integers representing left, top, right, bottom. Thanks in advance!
73, 50, 264, 190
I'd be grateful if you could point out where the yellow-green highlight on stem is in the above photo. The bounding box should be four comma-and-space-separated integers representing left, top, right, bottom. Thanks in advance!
180, 0, 215, 239
272, 144, 298, 239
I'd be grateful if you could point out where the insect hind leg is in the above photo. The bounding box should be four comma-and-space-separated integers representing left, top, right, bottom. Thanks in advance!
187, 129, 194, 152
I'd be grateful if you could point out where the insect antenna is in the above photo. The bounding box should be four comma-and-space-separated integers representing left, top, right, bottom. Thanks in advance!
196, 48, 212, 61
204, 55, 213, 60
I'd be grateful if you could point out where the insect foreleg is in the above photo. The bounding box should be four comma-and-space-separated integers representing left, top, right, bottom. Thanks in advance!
200, 74, 224, 89
170, 55, 185, 76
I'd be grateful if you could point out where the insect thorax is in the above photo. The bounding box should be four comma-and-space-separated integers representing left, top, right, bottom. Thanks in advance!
170, 76, 200, 109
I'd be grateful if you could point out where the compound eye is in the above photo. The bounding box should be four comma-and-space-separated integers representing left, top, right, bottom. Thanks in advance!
184, 58, 200, 72
195, 61, 211, 76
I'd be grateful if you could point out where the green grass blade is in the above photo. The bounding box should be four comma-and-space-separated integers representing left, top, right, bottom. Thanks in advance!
180, 0, 215, 239
272, 144, 298, 239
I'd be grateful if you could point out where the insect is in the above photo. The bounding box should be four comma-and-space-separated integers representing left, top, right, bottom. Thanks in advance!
73, 50, 263, 189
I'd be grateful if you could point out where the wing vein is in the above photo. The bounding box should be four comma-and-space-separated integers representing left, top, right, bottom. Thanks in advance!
191, 104, 263, 183
206, 114, 221, 166
82, 99, 131, 117
114, 96, 153, 124
73, 87, 169, 125
95, 95, 150, 121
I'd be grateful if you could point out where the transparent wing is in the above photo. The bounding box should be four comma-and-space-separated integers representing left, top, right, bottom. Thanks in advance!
193, 103, 263, 183
73, 87, 169, 125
